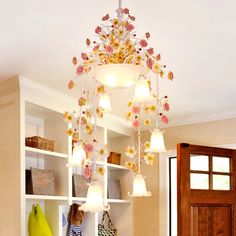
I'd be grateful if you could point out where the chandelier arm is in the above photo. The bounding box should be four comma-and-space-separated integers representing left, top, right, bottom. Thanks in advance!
138, 115, 141, 174
93, 78, 98, 180
119, 0, 122, 9
156, 75, 160, 128
78, 76, 84, 141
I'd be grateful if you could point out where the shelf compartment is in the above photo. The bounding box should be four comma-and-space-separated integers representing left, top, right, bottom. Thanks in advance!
25, 146, 68, 159
25, 194, 68, 201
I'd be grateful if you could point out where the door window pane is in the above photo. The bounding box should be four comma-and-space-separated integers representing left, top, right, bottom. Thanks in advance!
213, 175, 230, 190
190, 173, 209, 190
213, 157, 230, 173
190, 155, 209, 171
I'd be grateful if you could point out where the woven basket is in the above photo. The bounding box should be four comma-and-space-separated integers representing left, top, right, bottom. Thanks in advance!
108, 152, 121, 165
25, 136, 54, 151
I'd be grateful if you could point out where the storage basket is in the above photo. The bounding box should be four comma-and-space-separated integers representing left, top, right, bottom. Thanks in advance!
108, 152, 121, 165
25, 136, 54, 151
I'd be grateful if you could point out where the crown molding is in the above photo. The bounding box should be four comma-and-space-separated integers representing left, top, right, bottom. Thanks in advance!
160, 109, 236, 128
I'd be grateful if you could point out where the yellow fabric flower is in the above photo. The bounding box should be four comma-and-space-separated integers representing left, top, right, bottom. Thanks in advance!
127, 101, 133, 108
97, 85, 105, 94
126, 111, 132, 120
153, 63, 161, 74
85, 124, 93, 135
67, 128, 73, 136
144, 141, 151, 151
113, 19, 119, 26
144, 153, 155, 165
145, 105, 151, 115
144, 119, 151, 126
150, 105, 156, 112
97, 167, 105, 175
132, 163, 138, 173
125, 161, 133, 170
125, 146, 136, 158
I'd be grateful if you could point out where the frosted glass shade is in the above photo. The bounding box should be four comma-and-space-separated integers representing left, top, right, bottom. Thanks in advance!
150, 129, 166, 153
69, 143, 86, 167
79, 181, 109, 212
99, 93, 111, 111
133, 78, 154, 102
129, 174, 151, 197
96, 64, 144, 88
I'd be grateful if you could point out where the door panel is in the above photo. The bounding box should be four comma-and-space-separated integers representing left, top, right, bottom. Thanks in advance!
177, 143, 236, 236
191, 206, 232, 236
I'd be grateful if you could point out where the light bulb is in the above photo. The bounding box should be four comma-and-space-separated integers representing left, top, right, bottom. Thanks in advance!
96, 64, 144, 88
99, 93, 112, 111
79, 181, 110, 212
133, 78, 154, 102
150, 129, 166, 153
129, 174, 151, 197
69, 143, 86, 167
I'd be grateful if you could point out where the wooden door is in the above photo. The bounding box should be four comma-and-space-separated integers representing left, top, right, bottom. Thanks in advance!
177, 143, 236, 236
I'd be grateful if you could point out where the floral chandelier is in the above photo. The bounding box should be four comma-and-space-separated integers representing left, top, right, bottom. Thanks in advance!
65, 0, 174, 211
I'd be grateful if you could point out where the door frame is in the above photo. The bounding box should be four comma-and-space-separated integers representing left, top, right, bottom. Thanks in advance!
158, 144, 236, 236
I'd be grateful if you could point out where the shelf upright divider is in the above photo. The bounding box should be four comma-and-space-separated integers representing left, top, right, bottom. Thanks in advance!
104, 128, 108, 207
68, 122, 73, 205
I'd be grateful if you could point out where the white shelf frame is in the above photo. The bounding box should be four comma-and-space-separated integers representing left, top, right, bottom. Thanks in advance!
25, 146, 68, 159
0, 76, 134, 236
25, 194, 68, 201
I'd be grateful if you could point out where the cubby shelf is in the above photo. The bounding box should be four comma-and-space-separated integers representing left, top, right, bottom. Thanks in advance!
72, 197, 87, 202
25, 146, 68, 159
25, 194, 68, 201
107, 199, 132, 204
96, 161, 130, 171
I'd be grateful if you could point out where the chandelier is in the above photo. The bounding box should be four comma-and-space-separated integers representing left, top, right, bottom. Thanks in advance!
65, 0, 174, 211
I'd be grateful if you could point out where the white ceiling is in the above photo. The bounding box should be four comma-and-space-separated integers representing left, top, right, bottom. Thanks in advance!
1, 0, 236, 126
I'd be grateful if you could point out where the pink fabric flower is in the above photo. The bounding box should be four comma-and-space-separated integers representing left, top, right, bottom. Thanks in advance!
102, 14, 109, 21
161, 115, 169, 124
146, 58, 153, 69
122, 8, 129, 14
145, 32, 150, 39
81, 52, 88, 60
106, 45, 113, 53
126, 23, 134, 31
133, 119, 140, 128
84, 165, 92, 179
95, 26, 102, 34
76, 65, 84, 75
84, 143, 94, 153
140, 39, 148, 48
163, 103, 170, 111
132, 106, 141, 114
130, 15, 136, 21
147, 47, 154, 55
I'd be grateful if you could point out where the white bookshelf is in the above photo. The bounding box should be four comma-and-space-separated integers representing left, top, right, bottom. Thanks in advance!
0, 76, 134, 236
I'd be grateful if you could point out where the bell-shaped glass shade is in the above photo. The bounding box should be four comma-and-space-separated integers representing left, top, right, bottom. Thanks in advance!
133, 78, 154, 102
96, 64, 144, 88
150, 129, 166, 153
129, 174, 151, 197
99, 93, 112, 111
79, 181, 110, 212
69, 143, 86, 167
